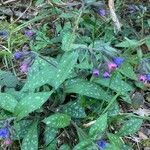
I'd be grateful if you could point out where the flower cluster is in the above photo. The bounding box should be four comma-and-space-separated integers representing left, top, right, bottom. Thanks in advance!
103, 57, 124, 78
92, 57, 124, 78
139, 74, 150, 83
13, 49, 35, 73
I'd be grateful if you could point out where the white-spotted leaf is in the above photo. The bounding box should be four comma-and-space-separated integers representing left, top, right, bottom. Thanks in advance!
0, 93, 18, 113
107, 133, 123, 149
117, 118, 143, 136
89, 113, 107, 139
44, 126, 58, 145
94, 74, 133, 95
54, 51, 78, 89
14, 92, 52, 120
21, 122, 38, 150
73, 139, 93, 150
43, 113, 71, 128
65, 79, 112, 101
119, 62, 137, 80
62, 32, 76, 51
22, 57, 57, 91
61, 100, 86, 118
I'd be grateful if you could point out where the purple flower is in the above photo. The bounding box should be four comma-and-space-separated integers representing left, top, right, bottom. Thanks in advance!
139, 75, 146, 82
13, 52, 23, 60
113, 57, 124, 67
0, 30, 8, 38
103, 71, 110, 78
97, 139, 106, 150
24, 30, 35, 38
146, 74, 150, 82
108, 62, 117, 72
93, 69, 100, 77
0, 128, 9, 138
128, 4, 137, 13
98, 9, 106, 17
5, 138, 11, 145
20, 63, 29, 73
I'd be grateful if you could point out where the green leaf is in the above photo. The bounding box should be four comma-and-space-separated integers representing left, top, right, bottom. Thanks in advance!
59, 144, 71, 150
65, 79, 112, 101
115, 38, 139, 48
90, 41, 117, 57
107, 133, 123, 149
61, 100, 86, 118
44, 126, 58, 145
0, 70, 19, 88
13, 120, 32, 140
131, 92, 144, 109
107, 102, 120, 116
145, 36, 150, 50
73, 139, 93, 150
117, 118, 143, 136
43, 113, 71, 128
21, 122, 38, 150
119, 62, 137, 80
89, 113, 107, 139
120, 94, 132, 104
0, 93, 18, 113
94, 74, 133, 95
22, 57, 57, 91
14, 92, 52, 120
46, 140, 57, 150
121, 144, 133, 150
54, 51, 78, 89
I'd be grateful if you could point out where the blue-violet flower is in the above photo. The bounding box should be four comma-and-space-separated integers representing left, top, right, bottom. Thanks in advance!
93, 69, 100, 77
103, 71, 110, 78
97, 139, 106, 150
113, 57, 124, 67
98, 9, 106, 17
0, 128, 9, 138
13, 52, 23, 60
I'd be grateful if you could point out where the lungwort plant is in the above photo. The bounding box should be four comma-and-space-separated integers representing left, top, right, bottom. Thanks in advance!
0, 0, 150, 149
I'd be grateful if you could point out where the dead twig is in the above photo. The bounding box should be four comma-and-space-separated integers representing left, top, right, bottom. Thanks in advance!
108, 0, 122, 33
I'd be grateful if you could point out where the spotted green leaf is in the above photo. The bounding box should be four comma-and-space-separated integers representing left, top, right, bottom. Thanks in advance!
13, 120, 32, 140
22, 57, 57, 91
94, 74, 133, 95
14, 92, 52, 120
44, 126, 58, 145
21, 122, 38, 150
0, 93, 18, 113
65, 79, 112, 101
62, 32, 76, 51
0, 70, 19, 88
107, 102, 120, 116
46, 140, 57, 150
115, 38, 139, 48
89, 113, 107, 139
119, 62, 137, 80
43, 113, 71, 128
107, 133, 123, 149
73, 139, 93, 150
117, 118, 143, 136
59, 144, 71, 150
61, 100, 86, 118
54, 51, 78, 89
